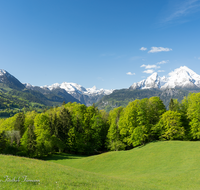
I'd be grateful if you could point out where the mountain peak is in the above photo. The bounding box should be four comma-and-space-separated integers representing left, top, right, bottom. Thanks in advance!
147, 72, 158, 79
0, 69, 25, 89
130, 72, 160, 90
92, 86, 97, 90
130, 66, 200, 90
0, 69, 12, 77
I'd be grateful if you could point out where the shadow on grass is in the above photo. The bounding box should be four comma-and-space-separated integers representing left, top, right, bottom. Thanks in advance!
136, 140, 159, 149
43, 153, 87, 161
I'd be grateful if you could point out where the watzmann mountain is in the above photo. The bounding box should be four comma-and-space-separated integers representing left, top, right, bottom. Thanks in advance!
130, 66, 200, 90
96, 66, 200, 112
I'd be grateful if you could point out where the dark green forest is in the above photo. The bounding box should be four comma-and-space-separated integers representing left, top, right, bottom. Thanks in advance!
1, 92, 200, 157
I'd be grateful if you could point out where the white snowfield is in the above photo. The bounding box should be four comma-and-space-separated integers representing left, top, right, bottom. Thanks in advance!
130, 66, 200, 90
40, 82, 113, 96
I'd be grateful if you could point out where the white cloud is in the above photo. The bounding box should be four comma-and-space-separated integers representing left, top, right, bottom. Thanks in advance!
198, 57, 200, 60
143, 69, 154, 74
157, 60, 169, 64
148, 47, 172, 53
158, 70, 165, 72
141, 64, 160, 69
140, 47, 147, 51
146, 65, 160, 69
126, 72, 135, 76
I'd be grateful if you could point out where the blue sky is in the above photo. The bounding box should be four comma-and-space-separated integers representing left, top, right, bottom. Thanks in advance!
0, 0, 200, 89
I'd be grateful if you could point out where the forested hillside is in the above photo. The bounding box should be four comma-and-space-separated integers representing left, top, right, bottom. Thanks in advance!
0, 85, 80, 118
96, 88, 197, 112
1, 92, 200, 158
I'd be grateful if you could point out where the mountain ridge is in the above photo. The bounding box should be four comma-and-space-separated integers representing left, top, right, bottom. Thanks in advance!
1, 65, 200, 113
24, 82, 113, 106
130, 66, 200, 90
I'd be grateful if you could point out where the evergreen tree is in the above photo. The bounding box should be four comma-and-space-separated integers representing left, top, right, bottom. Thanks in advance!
14, 112, 25, 138
169, 98, 175, 111
0, 131, 7, 153
56, 107, 72, 152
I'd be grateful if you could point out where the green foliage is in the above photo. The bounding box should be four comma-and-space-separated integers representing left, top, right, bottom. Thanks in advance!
187, 93, 200, 139
34, 113, 53, 156
119, 97, 166, 147
20, 125, 36, 156
154, 110, 185, 140
118, 100, 139, 146
107, 107, 125, 151
2, 92, 200, 158
0, 131, 8, 153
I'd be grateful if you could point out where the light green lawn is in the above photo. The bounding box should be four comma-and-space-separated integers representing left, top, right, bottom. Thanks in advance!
1, 141, 200, 189
47, 141, 200, 190
0, 154, 143, 190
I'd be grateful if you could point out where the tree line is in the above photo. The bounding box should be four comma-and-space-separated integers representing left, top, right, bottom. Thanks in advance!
1, 92, 200, 157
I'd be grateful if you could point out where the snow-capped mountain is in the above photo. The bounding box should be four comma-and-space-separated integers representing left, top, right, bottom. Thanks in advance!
24, 82, 113, 106
41, 82, 113, 97
130, 66, 200, 90
0, 69, 25, 89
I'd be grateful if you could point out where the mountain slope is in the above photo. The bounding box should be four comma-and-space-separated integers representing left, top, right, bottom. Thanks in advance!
0, 69, 111, 110
0, 69, 25, 90
96, 88, 191, 112
130, 66, 200, 90
0, 70, 81, 116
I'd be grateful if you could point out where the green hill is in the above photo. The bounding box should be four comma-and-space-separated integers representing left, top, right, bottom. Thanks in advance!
0, 154, 136, 190
2, 141, 200, 189
46, 141, 200, 189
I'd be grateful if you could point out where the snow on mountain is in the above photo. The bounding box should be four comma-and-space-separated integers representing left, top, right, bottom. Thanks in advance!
41, 82, 114, 96
0, 69, 13, 78
24, 83, 34, 88
0, 69, 25, 89
130, 72, 163, 89
130, 66, 200, 90
161, 66, 200, 89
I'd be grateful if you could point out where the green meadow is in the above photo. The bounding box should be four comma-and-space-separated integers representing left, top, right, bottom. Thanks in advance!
1, 141, 200, 189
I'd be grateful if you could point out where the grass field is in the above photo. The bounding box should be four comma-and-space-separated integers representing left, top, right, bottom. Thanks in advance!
1, 141, 200, 189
